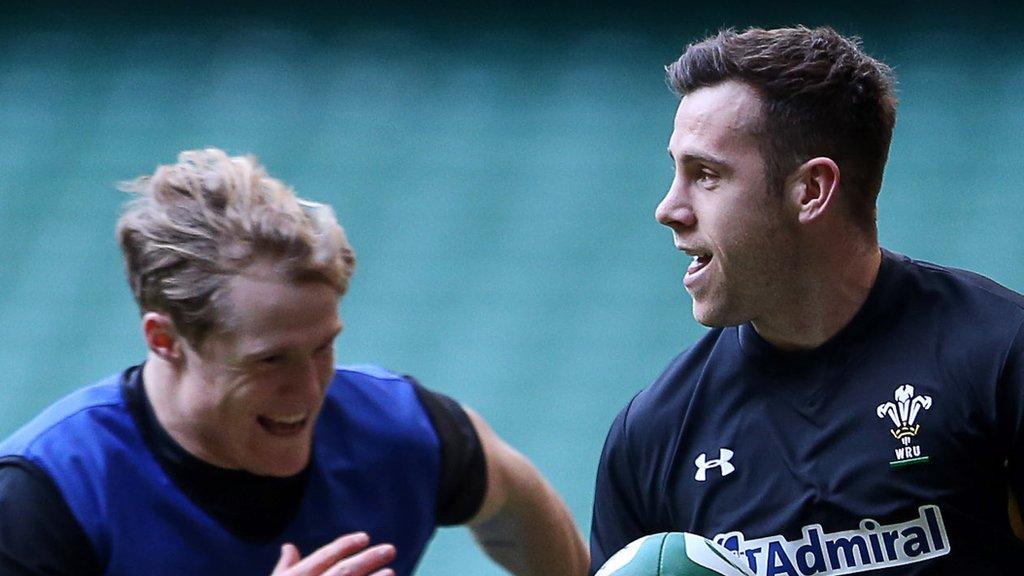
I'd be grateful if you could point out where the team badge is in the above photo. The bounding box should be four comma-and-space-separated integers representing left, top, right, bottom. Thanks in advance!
876, 384, 932, 468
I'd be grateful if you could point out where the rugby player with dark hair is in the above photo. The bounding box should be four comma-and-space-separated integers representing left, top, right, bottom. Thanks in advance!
591, 26, 1024, 575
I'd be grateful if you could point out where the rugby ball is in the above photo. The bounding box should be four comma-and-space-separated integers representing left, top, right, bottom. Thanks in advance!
595, 532, 753, 576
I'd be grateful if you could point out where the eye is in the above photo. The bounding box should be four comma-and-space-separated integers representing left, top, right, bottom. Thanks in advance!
258, 354, 284, 366
695, 167, 719, 187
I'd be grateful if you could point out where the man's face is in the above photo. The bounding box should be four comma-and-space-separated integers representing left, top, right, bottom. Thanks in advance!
656, 80, 798, 327
171, 262, 342, 477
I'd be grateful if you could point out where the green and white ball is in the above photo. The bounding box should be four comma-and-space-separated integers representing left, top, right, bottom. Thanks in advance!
595, 532, 754, 576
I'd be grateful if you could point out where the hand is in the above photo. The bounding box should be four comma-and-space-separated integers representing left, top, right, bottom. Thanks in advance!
270, 532, 396, 576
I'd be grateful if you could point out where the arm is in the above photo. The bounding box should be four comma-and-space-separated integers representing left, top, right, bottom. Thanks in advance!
1009, 489, 1024, 542
1004, 320, 1024, 543
464, 408, 589, 576
588, 403, 649, 575
0, 459, 101, 576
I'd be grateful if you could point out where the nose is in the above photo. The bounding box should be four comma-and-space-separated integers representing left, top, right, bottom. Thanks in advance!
655, 176, 696, 229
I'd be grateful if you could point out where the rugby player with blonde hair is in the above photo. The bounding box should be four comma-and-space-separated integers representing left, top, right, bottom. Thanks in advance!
0, 149, 588, 576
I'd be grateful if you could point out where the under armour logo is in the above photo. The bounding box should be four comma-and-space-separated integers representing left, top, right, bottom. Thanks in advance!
694, 448, 735, 481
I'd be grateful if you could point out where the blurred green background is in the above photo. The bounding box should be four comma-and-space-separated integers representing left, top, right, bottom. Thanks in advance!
2, 1, 1023, 573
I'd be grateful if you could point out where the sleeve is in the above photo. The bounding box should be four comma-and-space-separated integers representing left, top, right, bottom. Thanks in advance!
1000, 319, 1024, 509
407, 378, 488, 526
0, 458, 101, 576
589, 399, 651, 576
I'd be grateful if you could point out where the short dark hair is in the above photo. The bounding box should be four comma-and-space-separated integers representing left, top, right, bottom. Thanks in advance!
666, 26, 897, 233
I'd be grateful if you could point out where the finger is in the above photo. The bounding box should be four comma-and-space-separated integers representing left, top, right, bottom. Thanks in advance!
322, 543, 396, 576
272, 543, 301, 574
294, 532, 371, 573
367, 569, 395, 576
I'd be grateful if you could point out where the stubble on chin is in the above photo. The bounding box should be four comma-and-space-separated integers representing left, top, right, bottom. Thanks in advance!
691, 298, 724, 328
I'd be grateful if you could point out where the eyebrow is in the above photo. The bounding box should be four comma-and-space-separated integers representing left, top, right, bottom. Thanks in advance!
240, 327, 342, 362
667, 148, 730, 168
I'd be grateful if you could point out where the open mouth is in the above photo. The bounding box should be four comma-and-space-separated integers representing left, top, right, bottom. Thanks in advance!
257, 413, 309, 437
683, 251, 713, 289
686, 252, 712, 275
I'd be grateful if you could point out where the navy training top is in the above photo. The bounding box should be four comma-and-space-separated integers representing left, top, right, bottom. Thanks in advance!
591, 249, 1024, 575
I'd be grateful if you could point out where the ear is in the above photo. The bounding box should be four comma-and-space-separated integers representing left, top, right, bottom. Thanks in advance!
142, 312, 183, 363
788, 157, 840, 225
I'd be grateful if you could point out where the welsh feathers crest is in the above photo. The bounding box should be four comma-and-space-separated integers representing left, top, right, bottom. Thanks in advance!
876, 384, 932, 446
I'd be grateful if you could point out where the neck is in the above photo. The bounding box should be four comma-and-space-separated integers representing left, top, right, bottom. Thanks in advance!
752, 240, 881, 351
142, 355, 174, 406
142, 355, 180, 431
141, 355, 215, 464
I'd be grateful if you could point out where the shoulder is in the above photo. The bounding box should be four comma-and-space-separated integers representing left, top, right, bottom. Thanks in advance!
606, 328, 733, 454
885, 251, 1024, 354
0, 373, 127, 458
889, 251, 1024, 319
625, 329, 732, 429
325, 364, 419, 410
335, 363, 410, 383
319, 364, 439, 445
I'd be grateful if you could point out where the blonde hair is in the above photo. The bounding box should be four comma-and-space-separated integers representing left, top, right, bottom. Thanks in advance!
116, 148, 356, 345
